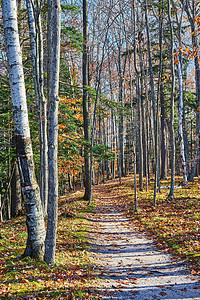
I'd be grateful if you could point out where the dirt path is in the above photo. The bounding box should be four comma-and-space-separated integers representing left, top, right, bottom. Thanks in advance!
89, 180, 200, 299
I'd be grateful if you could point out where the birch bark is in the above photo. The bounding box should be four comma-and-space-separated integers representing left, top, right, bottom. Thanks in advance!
177, 58, 187, 183
181, 0, 200, 180
172, 0, 188, 184
36, 0, 48, 215
44, 0, 61, 265
2, 0, 46, 259
26, 0, 48, 215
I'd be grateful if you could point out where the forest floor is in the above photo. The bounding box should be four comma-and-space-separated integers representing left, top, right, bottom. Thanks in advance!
89, 176, 200, 299
0, 175, 200, 299
0, 192, 97, 299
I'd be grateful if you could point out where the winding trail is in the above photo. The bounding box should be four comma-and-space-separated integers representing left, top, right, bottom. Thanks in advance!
89, 179, 200, 300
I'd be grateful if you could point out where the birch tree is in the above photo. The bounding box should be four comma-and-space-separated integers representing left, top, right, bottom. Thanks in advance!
180, 0, 200, 181
2, 0, 46, 259
172, 1, 188, 184
26, 0, 48, 215
44, 0, 61, 265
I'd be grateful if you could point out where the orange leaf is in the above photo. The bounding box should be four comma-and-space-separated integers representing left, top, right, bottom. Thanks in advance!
174, 58, 179, 65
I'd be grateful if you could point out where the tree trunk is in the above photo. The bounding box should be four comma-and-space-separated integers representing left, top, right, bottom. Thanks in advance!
145, 0, 158, 203
36, 2, 48, 216
167, 0, 175, 199
11, 160, 22, 218
26, 0, 48, 215
190, 26, 200, 180
118, 45, 125, 178
82, 0, 91, 202
68, 174, 73, 191
136, 76, 143, 191
128, 43, 137, 210
160, 85, 167, 179
177, 57, 187, 184
108, 55, 116, 180
2, 0, 45, 259
181, 0, 200, 180
44, 0, 61, 265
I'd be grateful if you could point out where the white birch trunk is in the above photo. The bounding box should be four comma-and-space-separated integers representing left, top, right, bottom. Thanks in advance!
44, 0, 61, 265
177, 57, 187, 184
2, 0, 46, 259
36, 0, 49, 215
26, 0, 39, 101
26, 0, 48, 216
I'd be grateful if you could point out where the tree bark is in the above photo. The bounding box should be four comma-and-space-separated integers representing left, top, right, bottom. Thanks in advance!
177, 57, 188, 184
144, 0, 158, 201
26, 0, 48, 215
133, 0, 143, 191
167, 0, 175, 199
118, 45, 125, 177
44, 0, 61, 265
82, 0, 91, 202
181, 0, 200, 180
11, 160, 22, 218
160, 85, 167, 179
2, 0, 46, 259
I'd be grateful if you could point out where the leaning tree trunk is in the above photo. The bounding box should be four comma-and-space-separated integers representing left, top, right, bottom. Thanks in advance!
44, 0, 61, 265
2, 0, 46, 259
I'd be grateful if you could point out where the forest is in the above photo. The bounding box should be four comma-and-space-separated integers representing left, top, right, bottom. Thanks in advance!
0, 0, 200, 299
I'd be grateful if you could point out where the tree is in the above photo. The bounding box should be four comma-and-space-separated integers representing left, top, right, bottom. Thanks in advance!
2, 0, 46, 259
167, 0, 176, 200
181, 0, 200, 181
82, 0, 91, 203
144, 0, 158, 203
26, 0, 48, 215
172, 1, 188, 184
44, 0, 61, 265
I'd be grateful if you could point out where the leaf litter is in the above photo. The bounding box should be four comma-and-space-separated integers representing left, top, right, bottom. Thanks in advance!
89, 176, 200, 299
0, 192, 98, 299
1, 175, 200, 299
